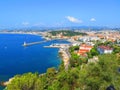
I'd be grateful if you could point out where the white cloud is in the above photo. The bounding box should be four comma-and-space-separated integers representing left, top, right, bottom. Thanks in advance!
66, 16, 82, 23
22, 22, 29, 26
90, 18, 96, 22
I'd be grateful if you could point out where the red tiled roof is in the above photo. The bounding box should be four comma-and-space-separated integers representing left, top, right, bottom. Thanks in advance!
80, 44, 93, 48
78, 49, 89, 55
79, 49, 89, 52
98, 45, 113, 50
78, 44, 93, 56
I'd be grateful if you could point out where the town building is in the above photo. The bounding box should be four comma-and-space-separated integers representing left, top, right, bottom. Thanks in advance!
77, 44, 93, 56
97, 45, 113, 54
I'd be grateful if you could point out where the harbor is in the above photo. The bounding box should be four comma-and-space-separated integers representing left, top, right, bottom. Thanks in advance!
44, 43, 71, 70
22, 37, 71, 70
0, 42, 71, 87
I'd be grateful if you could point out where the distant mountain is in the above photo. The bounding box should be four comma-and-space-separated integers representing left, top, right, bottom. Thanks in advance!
0, 26, 120, 31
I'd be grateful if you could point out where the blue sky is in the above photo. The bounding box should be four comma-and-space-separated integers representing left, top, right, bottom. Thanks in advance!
0, 0, 120, 28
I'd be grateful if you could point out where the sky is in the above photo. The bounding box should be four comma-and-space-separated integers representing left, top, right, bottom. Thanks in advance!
0, 0, 120, 28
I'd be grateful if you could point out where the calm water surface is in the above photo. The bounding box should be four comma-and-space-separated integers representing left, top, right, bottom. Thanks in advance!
0, 34, 69, 90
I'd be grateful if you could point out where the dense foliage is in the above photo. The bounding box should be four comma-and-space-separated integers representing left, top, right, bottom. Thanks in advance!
6, 45, 120, 90
95, 40, 120, 54
87, 46, 99, 58
6, 54, 120, 90
69, 46, 88, 67
112, 45, 120, 54
49, 30, 87, 36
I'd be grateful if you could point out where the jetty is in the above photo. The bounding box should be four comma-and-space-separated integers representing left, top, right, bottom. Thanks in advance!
44, 43, 69, 48
44, 43, 71, 70
22, 40, 48, 47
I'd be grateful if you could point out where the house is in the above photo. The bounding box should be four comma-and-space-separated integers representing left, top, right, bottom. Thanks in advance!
97, 45, 113, 54
79, 44, 93, 51
77, 44, 93, 56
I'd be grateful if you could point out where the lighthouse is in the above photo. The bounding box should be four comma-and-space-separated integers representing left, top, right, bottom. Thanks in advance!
23, 41, 27, 46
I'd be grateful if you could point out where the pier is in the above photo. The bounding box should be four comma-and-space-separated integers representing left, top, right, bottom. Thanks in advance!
44, 43, 71, 70
44, 43, 69, 48
22, 40, 48, 46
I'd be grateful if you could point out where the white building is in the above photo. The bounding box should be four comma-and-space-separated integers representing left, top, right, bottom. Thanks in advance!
79, 36, 100, 42
97, 45, 113, 54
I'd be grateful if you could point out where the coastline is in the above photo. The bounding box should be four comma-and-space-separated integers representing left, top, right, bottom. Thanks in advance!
44, 43, 70, 70
1, 49, 70, 87
0, 32, 43, 38
59, 48, 70, 70
1, 48, 70, 87
0, 33, 71, 87
0, 77, 14, 87
0, 31, 73, 42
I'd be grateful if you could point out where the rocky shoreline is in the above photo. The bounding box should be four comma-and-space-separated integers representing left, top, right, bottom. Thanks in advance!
0, 77, 14, 87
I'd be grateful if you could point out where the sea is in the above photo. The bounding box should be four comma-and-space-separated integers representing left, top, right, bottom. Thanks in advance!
0, 33, 69, 90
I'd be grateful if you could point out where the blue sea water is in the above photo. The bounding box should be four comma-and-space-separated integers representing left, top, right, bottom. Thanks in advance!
0, 34, 69, 90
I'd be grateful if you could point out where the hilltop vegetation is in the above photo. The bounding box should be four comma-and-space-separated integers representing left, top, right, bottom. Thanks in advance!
6, 47, 120, 90
49, 30, 87, 36
5, 40, 120, 90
